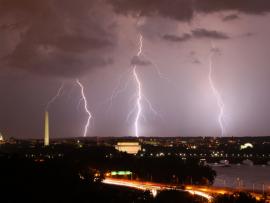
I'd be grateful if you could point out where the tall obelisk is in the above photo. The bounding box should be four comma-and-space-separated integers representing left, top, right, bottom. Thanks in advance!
44, 111, 49, 146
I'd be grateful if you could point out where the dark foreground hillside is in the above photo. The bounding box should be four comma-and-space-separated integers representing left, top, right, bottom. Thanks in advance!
0, 149, 265, 203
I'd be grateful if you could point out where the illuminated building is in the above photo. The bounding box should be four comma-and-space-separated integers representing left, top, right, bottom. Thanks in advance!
115, 142, 141, 154
44, 111, 50, 146
240, 143, 253, 150
0, 132, 4, 144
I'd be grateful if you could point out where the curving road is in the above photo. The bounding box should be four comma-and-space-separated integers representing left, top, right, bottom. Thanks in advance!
102, 177, 269, 202
103, 178, 213, 201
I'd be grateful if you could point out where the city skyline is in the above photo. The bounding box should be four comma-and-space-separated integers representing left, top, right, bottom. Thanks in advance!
2, 0, 270, 138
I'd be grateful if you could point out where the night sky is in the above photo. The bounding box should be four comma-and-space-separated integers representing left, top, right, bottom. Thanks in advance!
1, 0, 270, 138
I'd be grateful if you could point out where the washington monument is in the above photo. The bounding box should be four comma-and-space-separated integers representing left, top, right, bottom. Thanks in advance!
44, 111, 49, 146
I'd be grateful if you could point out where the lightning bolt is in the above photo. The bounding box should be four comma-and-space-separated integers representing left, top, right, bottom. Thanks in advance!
104, 33, 166, 137
133, 69, 142, 137
46, 83, 64, 110
76, 79, 93, 137
141, 53, 174, 86
208, 44, 225, 136
133, 34, 144, 138
106, 69, 133, 112
132, 34, 166, 137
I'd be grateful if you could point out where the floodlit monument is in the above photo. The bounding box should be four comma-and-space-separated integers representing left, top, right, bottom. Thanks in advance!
115, 142, 141, 155
0, 132, 4, 144
44, 111, 50, 146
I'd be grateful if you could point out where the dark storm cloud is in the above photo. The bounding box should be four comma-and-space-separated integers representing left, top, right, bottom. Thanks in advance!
107, 0, 194, 21
194, 0, 270, 15
108, 0, 270, 22
163, 33, 191, 42
222, 14, 239, 22
0, 0, 115, 77
192, 29, 230, 40
163, 29, 229, 43
131, 56, 151, 66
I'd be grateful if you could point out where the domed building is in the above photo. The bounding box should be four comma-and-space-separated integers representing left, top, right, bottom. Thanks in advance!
240, 143, 253, 150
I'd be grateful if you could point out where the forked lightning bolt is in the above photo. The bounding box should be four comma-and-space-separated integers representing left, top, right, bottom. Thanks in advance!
208, 45, 225, 136
105, 33, 167, 137
46, 83, 64, 110
76, 79, 93, 137
105, 69, 133, 113
133, 34, 144, 138
133, 69, 142, 137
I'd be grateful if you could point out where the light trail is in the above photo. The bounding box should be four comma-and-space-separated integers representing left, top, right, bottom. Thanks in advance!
208, 44, 225, 136
186, 189, 213, 200
102, 178, 152, 190
102, 178, 213, 201
76, 79, 93, 137
46, 83, 64, 110
103, 177, 269, 201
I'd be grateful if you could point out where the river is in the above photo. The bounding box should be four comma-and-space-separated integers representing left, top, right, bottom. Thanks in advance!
213, 164, 270, 192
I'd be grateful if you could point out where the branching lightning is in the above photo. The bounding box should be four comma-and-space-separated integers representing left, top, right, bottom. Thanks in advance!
132, 34, 145, 137
76, 79, 93, 137
105, 69, 133, 113
46, 83, 64, 110
132, 34, 167, 137
141, 53, 174, 86
104, 33, 170, 137
208, 44, 225, 136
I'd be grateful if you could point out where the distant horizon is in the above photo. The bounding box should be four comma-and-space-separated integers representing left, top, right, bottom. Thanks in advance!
5, 135, 270, 141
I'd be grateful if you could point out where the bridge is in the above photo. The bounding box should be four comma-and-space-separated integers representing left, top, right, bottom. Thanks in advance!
102, 177, 270, 202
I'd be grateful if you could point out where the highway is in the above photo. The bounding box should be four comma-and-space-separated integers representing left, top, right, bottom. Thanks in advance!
102, 177, 269, 202
103, 178, 213, 201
